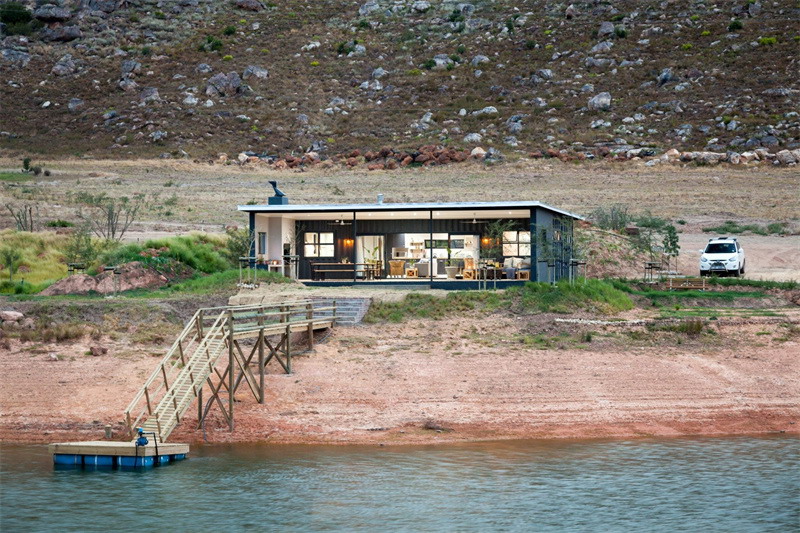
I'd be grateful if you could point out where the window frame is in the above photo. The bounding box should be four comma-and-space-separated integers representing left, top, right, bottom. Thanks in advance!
303, 231, 335, 258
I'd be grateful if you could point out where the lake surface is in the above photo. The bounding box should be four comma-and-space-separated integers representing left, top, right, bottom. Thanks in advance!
1, 436, 798, 532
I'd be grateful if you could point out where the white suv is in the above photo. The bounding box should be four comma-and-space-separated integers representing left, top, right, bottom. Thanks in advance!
699, 237, 745, 277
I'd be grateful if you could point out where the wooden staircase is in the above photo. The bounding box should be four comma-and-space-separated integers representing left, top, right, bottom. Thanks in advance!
124, 300, 336, 443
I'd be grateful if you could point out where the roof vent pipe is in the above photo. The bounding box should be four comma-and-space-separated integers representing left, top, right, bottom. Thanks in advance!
377, 194, 384, 204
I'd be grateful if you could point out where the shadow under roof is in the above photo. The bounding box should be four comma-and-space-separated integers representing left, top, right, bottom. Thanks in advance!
238, 201, 584, 220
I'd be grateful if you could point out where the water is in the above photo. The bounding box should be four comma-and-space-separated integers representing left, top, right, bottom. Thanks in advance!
1, 436, 798, 532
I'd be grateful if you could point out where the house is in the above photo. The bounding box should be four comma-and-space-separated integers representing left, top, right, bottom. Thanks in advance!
238, 193, 583, 288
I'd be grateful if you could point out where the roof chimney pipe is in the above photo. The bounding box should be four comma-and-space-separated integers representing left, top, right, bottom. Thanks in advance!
377, 194, 384, 204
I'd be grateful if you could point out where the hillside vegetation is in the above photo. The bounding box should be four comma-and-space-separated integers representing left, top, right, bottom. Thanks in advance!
1, 0, 798, 161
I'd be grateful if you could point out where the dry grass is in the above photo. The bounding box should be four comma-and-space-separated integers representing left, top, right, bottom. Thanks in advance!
1, 158, 798, 233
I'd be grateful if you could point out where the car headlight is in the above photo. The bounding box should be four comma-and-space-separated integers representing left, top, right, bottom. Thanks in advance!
728, 257, 737, 263
701, 257, 708, 262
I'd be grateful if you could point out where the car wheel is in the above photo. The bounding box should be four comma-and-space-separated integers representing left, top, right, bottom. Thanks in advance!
700, 271, 706, 277
740, 262, 745, 275
731, 269, 740, 278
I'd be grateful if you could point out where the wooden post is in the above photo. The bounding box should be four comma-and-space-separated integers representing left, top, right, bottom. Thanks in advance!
227, 311, 234, 431
258, 328, 265, 404
197, 386, 203, 428
306, 302, 314, 351
285, 324, 291, 374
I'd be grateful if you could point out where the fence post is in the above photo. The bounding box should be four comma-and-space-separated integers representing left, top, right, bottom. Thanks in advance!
227, 311, 234, 431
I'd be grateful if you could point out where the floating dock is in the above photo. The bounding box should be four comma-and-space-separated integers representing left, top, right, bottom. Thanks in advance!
49, 441, 189, 468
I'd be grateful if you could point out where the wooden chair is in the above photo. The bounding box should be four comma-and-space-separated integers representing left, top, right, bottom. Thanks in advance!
462, 257, 477, 280
389, 260, 405, 278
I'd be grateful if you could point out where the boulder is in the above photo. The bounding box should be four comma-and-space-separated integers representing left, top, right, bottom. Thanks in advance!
359, 1, 380, 16
139, 87, 160, 104
597, 21, 615, 38
206, 72, 243, 97
90, 345, 108, 357
463, 133, 482, 143
235, 0, 264, 11
470, 147, 486, 158
42, 25, 83, 42
588, 92, 612, 111
51, 54, 77, 76
242, 65, 269, 81
0, 310, 24, 322
68, 98, 84, 112
432, 54, 454, 69
411, 1, 431, 13
1, 49, 31, 68
121, 59, 140, 75
118, 75, 137, 91
471, 55, 490, 67
657, 67, 677, 86
775, 150, 797, 165
371, 67, 388, 79
589, 40, 613, 54
34, 4, 72, 22
196, 63, 213, 74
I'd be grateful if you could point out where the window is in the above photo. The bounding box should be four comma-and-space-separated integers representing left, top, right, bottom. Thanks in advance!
502, 231, 531, 257
304, 232, 334, 257
258, 232, 266, 254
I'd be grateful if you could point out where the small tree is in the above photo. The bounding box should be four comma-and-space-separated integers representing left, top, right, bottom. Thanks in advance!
0, 247, 22, 282
63, 224, 98, 265
661, 224, 680, 274
75, 192, 144, 241
5, 204, 36, 231
225, 227, 254, 265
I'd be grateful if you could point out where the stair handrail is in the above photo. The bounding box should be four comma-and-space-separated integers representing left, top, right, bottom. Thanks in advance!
124, 301, 310, 427
151, 315, 230, 440
124, 308, 205, 434
126, 299, 336, 439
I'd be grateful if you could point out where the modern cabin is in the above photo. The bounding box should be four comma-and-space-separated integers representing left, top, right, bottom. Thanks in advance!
238, 195, 583, 288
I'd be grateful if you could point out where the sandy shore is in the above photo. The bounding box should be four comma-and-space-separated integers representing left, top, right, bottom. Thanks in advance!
2, 312, 798, 445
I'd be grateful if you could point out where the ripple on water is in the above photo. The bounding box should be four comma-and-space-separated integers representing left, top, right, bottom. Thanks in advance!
1, 436, 798, 532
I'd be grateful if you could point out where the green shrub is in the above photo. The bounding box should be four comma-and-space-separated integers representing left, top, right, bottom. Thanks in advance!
199, 35, 223, 52
45, 219, 74, 228
590, 204, 632, 231
524, 39, 537, 50
512, 279, 634, 314
223, 25, 236, 35
222, 54, 233, 61
422, 59, 436, 70
97, 234, 231, 273
611, 13, 625, 22
310, 60, 319, 67
690, 14, 700, 21
757, 36, 777, 45
700, 30, 711, 36
448, 9, 464, 23
357, 18, 370, 29
154, 11, 165, 19
681, 43, 693, 50
456, 44, 466, 54
614, 26, 627, 38
407, 68, 422, 76
0, 2, 32, 24
728, 19, 743, 32
449, 53, 461, 63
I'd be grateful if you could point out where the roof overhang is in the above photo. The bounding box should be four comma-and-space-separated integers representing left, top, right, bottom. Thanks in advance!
237, 201, 584, 220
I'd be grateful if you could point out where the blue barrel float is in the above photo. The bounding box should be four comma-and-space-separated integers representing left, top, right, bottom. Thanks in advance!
49, 439, 189, 470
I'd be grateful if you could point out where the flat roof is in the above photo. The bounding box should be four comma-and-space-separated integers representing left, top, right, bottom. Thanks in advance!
238, 201, 584, 220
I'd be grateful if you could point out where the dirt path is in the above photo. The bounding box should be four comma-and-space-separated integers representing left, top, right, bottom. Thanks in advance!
2, 314, 797, 445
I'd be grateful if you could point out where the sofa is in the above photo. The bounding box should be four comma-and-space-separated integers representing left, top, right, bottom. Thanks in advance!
503, 257, 531, 279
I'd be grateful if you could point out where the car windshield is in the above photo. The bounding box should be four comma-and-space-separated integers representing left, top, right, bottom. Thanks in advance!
706, 243, 736, 254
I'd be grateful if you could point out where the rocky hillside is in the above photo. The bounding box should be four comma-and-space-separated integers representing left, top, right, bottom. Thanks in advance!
1, 0, 798, 163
